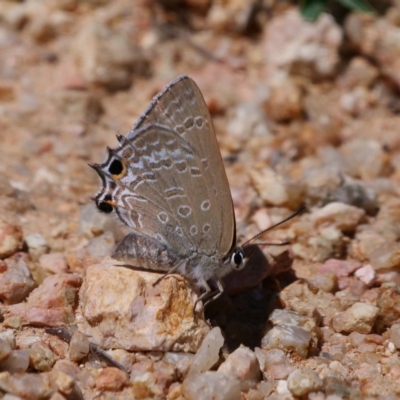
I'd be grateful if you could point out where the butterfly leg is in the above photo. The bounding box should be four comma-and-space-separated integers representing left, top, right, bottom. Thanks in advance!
203, 279, 225, 307
193, 278, 225, 316
152, 259, 188, 287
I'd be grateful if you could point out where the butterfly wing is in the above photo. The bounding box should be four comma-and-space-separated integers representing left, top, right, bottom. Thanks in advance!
93, 77, 235, 270
131, 76, 236, 257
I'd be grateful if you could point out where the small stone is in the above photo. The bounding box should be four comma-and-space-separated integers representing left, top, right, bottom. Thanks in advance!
375, 284, 400, 332
0, 3, 28, 31
0, 253, 36, 304
332, 302, 379, 334
0, 174, 15, 199
48, 336, 69, 360
39, 253, 69, 275
348, 331, 367, 348
354, 265, 376, 286
130, 369, 167, 398
319, 259, 361, 278
292, 225, 345, 263
302, 166, 342, 207
0, 350, 30, 373
287, 369, 323, 397
246, 380, 274, 400
0, 220, 23, 259
254, 348, 293, 379
361, 352, 381, 365
79, 203, 115, 238
267, 309, 320, 353
276, 379, 290, 395
261, 325, 311, 358
261, 74, 303, 122
389, 324, 400, 349
369, 242, 400, 270
250, 167, 304, 208
208, 1, 256, 33
218, 345, 260, 383
3, 273, 81, 327
129, 362, 169, 397
26, 5, 73, 43
364, 333, 384, 345
339, 57, 378, 89
358, 341, 377, 354
263, 9, 342, 79
0, 330, 15, 350
95, 367, 128, 391
46, 370, 77, 398
153, 360, 175, 388
52, 359, 81, 381
332, 180, 378, 216
68, 331, 89, 362
18, 335, 44, 350
279, 280, 338, 324
79, 260, 209, 352
340, 138, 390, 180
85, 231, 115, 259
163, 352, 194, 380
53, 90, 103, 124
0, 371, 53, 398
182, 371, 241, 400
24, 233, 49, 261
308, 273, 338, 293
346, 12, 400, 87
226, 103, 271, 151
189, 327, 224, 375
310, 202, 365, 233
168, 382, 183, 399
0, 338, 11, 362
268, 309, 319, 339
3, 394, 27, 400
74, 21, 148, 90
28, 345, 55, 372
49, 393, 67, 400
339, 86, 375, 116
106, 348, 136, 373
376, 270, 400, 287
373, 197, 400, 241
353, 228, 386, 261
327, 361, 349, 380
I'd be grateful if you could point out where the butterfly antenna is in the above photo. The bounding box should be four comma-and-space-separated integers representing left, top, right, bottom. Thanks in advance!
241, 206, 306, 248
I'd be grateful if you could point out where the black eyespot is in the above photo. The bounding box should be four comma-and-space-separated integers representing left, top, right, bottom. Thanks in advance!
109, 159, 123, 175
97, 201, 113, 213
233, 251, 244, 267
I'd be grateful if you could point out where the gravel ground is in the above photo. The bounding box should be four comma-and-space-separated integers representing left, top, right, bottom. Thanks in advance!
1, 1, 400, 399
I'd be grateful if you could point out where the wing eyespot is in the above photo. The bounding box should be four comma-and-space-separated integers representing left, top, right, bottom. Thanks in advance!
97, 201, 113, 213
109, 159, 125, 178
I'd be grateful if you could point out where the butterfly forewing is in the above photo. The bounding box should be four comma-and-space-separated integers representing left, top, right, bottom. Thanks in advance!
94, 76, 236, 268
128, 76, 235, 257
117, 125, 219, 254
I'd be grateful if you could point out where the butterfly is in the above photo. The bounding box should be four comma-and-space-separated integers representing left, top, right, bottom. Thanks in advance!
90, 76, 302, 305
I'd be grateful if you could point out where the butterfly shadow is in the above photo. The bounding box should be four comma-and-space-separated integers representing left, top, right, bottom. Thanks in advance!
204, 248, 296, 351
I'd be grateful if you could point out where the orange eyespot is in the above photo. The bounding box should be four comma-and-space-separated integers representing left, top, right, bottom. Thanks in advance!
108, 159, 126, 179
97, 201, 113, 213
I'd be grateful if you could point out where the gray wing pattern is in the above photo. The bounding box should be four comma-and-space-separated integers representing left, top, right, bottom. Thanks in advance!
93, 76, 235, 269
130, 76, 235, 257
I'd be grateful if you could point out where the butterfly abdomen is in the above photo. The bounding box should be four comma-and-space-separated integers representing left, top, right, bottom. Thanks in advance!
112, 232, 178, 272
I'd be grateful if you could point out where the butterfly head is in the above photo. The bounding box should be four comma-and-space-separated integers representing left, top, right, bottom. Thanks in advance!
228, 247, 248, 271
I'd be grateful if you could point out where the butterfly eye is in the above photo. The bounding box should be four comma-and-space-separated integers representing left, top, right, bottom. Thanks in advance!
231, 249, 246, 270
